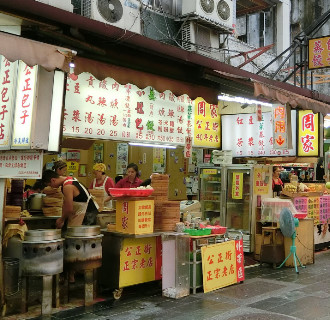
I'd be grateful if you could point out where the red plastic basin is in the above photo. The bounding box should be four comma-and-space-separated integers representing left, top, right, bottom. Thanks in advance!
294, 212, 308, 219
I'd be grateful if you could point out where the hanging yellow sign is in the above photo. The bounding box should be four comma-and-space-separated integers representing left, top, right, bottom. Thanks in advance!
308, 36, 330, 70
298, 110, 319, 157
194, 97, 220, 148
253, 167, 269, 195
232, 172, 243, 199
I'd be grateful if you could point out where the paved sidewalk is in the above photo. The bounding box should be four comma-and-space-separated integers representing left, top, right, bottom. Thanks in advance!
4, 250, 330, 320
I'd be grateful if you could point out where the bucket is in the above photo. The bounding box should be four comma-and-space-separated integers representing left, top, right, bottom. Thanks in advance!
3, 257, 19, 296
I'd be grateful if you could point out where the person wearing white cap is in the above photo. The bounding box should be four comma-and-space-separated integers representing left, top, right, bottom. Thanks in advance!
89, 163, 114, 207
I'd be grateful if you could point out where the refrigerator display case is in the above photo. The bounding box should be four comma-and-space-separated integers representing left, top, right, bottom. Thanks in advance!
198, 164, 254, 252
224, 165, 254, 252
198, 167, 224, 225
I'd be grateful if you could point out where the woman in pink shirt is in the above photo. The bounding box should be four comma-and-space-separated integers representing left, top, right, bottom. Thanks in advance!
115, 163, 143, 188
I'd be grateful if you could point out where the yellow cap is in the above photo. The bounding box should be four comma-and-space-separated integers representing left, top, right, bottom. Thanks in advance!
93, 163, 106, 173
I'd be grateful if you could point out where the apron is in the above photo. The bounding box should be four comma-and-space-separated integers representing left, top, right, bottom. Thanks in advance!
92, 176, 113, 209
64, 178, 96, 227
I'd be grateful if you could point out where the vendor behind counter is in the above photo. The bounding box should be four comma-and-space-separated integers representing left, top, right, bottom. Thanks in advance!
114, 163, 143, 188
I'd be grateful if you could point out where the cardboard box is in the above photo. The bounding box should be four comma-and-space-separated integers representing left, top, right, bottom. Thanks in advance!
116, 198, 154, 234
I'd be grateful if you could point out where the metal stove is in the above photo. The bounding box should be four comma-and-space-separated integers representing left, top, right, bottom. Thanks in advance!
64, 226, 103, 306
21, 229, 64, 315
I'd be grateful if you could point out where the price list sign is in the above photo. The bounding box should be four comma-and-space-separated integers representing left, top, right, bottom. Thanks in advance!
64, 73, 192, 146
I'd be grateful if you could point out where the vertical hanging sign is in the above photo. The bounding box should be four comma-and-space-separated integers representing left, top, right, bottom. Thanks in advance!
273, 104, 288, 149
232, 172, 243, 199
11, 62, 38, 149
298, 110, 319, 156
0, 57, 18, 150
194, 98, 220, 148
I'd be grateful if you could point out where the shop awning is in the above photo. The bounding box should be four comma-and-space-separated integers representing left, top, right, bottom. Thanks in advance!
0, 31, 72, 72
254, 81, 330, 115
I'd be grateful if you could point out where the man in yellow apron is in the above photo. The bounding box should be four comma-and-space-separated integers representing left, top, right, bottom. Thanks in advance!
42, 170, 98, 229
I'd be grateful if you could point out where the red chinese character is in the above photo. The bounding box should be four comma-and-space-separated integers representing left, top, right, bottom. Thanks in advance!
214, 268, 221, 279
167, 109, 174, 118
20, 110, 29, 124
217, 252, 223, 263
144, 243, 152, 254
249, 116, 254, 125
125, 247, 132, 256
301, 134, 314, 153
0, 105, 8, 121
207, 254, 214, 264
135, 102, 144, 114
274, 106, 285, 119
248, 137, 254, 146
135, 246, 141, 255
135, 118, 143, 130
97, 114, 106, 125
237, 138, 243, 147
112, 82, 119, 91
86, 76, 95, 87
132, 259, 138, 269
85, 95, 95, 104
206, 270, 213, 281
146, 257, 153, 267
312, 54, 323, 67
2, 70, 10, 85
197, 101, 206, 117
313, 40, 324, 54
110, 115, 118, 126
123, 261, 130, 271
74, 83, 80, 93
85, 112, 94, 124
140, 258, 146, 268
210, 104, 218, 118
225, 250, 232, 260
72, 110, 81, 122
236, 117, 243, 125
222, 266, 228, 277
212, 122, 219, 131
99, 80, 108, 90
302, 114, 315, 131
97, 97, 107, 107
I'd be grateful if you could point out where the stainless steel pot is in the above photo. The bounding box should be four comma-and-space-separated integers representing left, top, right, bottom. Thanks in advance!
28, 193, 46, 210
24, 229, 62, 242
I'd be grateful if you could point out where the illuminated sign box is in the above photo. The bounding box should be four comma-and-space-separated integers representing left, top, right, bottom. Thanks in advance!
298, 110, 319, 157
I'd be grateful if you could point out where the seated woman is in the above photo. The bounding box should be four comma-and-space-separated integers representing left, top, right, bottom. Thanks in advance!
115, 163, 143, 188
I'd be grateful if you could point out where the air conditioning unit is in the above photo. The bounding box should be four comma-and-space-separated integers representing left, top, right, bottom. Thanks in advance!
182, 21, 221, 60
181, 0, 234, 30
82, 0, 141, 34
35, 0, 73, 12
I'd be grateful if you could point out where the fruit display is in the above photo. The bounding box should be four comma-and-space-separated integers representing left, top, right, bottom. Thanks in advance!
283, 183, 297, 192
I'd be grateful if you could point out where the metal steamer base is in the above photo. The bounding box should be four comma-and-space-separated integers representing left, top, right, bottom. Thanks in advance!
22, 229, 64, 316
64, 226, 103, 306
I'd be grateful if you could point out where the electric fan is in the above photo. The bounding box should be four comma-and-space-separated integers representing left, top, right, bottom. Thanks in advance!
277, 208, 305, 273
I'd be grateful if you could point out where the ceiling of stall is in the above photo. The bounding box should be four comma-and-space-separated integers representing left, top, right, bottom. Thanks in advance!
236, 0, 273, 17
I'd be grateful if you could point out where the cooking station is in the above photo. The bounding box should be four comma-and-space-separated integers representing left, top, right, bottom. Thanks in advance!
21, 229, 64, 315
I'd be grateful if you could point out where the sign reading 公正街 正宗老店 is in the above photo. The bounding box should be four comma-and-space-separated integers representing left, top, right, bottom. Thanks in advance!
201, 239, 245, 293
63, 73, 220, 148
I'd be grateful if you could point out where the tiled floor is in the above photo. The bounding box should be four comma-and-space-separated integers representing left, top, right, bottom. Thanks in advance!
4, 250, 330, 320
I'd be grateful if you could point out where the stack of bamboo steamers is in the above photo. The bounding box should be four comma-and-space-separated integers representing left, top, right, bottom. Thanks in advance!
152, 174, 180, 231
42, 186, 63, 216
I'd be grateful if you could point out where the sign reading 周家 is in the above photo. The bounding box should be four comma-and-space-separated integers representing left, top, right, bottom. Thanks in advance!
201, 239, 245, 293
308, 36, 330, 70
298, 110, 319, 157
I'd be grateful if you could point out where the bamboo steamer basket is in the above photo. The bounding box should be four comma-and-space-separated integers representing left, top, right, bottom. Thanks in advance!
4, 206, 21, 218
43, 197, 63, 207
42, 207, 62, 216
